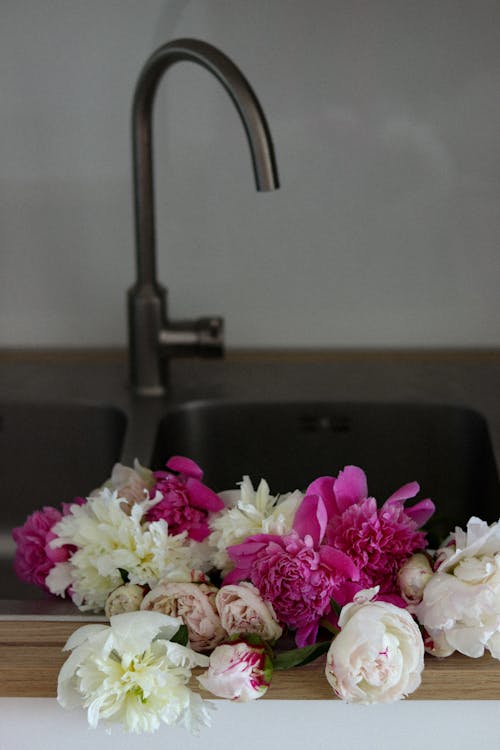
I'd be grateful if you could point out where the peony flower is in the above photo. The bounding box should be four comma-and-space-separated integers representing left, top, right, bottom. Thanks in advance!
311, 466, 434, 597
216, 582, 282, 642
141, 581, 225, 652
57, 610, 212, 734
46, 489, 195, 611
12, 506, 64, 590
209, 476, 303, 574
12, 497, 83, 592
225, 493, 359, 646
414, 517, 500, 659
325, 587, 424, 704
398, 553, 434, 605
104, 583, 147, 617
197, 636, 273, 701
94, 459, 155, 507
147, 456, 224, 542
422, 628, 456, 658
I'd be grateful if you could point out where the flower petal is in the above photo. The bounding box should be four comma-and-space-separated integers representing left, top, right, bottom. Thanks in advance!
306, 476, 338, 515
386, 481, 420, 504
295, 620, 319, 647
110, 610, 183, 653
404, 498, 435, 527
334, 466, 368, 512
292, 494, 327, 546
185, 478, 224, 512
319, 545, 359, 580
166, 456, 204, 480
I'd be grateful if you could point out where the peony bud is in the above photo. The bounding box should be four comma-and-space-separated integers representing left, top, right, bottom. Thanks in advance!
398, 553, 433, 605
104, 583, 146, 617
197, 636, 273, 701
216, 582, 282, 642
141, 581, 225, 652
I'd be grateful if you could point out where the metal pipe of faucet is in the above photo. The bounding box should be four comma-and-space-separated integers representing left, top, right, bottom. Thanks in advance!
132, 38, 280, 289
128, 38, 279, 395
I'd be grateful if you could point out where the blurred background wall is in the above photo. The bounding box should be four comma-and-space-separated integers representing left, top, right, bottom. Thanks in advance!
1, 0, 499, 349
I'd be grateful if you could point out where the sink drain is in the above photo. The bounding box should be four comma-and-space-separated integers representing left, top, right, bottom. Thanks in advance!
299, 413, 351, 434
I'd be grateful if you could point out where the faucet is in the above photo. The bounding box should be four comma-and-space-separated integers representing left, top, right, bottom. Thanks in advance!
128, 38, 280, 396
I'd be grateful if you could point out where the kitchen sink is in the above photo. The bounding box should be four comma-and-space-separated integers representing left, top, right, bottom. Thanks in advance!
1, 353, 500, 610
151, 400, 500, 538
0, 401, 127, 599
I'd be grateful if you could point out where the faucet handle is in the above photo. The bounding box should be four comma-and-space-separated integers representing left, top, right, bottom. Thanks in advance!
158, 316, 224, 359
196, 316, 225, 357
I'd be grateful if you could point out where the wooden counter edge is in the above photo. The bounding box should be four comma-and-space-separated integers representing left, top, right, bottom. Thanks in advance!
1, 620, 499, 700
1, 347, 500, 365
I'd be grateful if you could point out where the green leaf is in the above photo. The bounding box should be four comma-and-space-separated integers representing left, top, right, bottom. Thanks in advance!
169, 624, 189, 647
330, 598, 342, 617
118, 568, 130, 584
273, 640, 331, 671
320, 619, 340, 636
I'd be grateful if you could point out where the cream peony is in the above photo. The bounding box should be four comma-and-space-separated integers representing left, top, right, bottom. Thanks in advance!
141, 581, 225, 652
216, 582, 282, 642
46, 489, 195, 611
325, 588, 424, 704
415, 516, 500, 658
57, 611, 212, 734
208, 476, 303, 573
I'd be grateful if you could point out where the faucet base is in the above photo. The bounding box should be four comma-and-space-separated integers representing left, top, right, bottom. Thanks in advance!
128, 283, 168, 395
128, 284, 224, 396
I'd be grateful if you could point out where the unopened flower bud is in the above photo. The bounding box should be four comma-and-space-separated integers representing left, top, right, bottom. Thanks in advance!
104, 583, 146, 617
197, 636, 273, 701
398, 553, 433, 605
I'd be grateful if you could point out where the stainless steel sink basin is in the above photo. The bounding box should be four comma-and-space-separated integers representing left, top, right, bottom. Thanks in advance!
0, 401, 127, 599
151, 400, 500, 538
1, 353, 500, 612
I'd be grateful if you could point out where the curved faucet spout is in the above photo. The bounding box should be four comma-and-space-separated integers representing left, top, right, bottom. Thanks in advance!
129, 38, 279, 396
132, 37, 279, 288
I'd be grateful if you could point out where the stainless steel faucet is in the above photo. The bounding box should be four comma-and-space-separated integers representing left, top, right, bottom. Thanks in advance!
128, 38, 280, 396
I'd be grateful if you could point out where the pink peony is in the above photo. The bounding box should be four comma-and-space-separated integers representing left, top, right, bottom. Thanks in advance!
13, 506, 64, 590
13, 499, 84, 592
225, 494, 359, 646
147, 456, 224, 541
311, 466, 435, 597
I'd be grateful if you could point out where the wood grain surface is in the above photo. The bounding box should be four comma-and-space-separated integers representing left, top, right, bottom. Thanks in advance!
1, 619, 499, 700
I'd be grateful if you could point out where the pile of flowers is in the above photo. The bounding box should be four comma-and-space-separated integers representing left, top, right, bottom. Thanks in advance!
12, 456, 500, 733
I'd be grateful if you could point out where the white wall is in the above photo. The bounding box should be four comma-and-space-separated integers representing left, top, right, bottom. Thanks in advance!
1, 698, 500, 750
1, 0, 499, 349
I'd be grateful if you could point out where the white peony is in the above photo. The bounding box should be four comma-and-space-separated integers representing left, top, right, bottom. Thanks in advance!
57, 611, 212, 734
208, 476, 303, 573
415, 516, 500, 659
46, 489, 195, 611
325, 587, 424, 704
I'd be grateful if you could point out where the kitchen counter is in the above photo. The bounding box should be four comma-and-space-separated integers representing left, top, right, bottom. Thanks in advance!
1, 615, 500, 700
